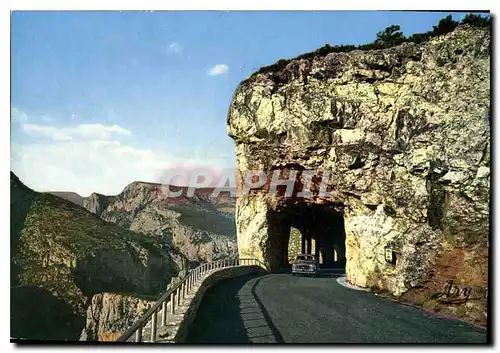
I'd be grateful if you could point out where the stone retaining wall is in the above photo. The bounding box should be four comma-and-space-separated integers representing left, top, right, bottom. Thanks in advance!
173, 265, 266, 342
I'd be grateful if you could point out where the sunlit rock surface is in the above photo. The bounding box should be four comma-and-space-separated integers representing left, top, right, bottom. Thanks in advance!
227, 25, 490, 325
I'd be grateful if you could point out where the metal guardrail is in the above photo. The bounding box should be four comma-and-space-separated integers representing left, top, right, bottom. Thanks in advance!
116, 257, 267, 343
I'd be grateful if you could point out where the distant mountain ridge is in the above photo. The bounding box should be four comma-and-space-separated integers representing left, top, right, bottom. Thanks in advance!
55, 180, 239, 264
48, 179, 238, 264
48, 191, 84, 206
50, 182, 237, 207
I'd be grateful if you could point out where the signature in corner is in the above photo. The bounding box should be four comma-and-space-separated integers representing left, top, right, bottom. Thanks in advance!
431, 280, 487, 305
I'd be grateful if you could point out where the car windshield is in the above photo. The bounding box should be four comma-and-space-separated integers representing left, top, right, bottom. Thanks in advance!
297, 255, 315, 261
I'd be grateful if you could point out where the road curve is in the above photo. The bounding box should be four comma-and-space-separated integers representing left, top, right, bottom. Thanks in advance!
186, 273, 487, 344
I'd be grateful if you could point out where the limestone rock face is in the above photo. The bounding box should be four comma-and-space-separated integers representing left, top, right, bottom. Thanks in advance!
84, 182, 238, 264
227, 25, 490, 325
79, 293, 154, 341
83, 193, 109, 216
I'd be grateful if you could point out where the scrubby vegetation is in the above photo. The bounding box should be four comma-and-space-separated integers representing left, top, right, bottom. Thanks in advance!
251, 13, 491, 77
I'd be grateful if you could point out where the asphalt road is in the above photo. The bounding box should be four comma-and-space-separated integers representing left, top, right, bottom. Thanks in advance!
186, 273, 488, 344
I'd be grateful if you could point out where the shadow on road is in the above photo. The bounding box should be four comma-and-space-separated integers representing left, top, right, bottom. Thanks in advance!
250, 276, 284, 343
186, 274, 283, 343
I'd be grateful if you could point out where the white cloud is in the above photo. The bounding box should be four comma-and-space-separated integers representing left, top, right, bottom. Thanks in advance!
11, 108, 28, 124
168, 42, 182, 55
207, 64, 229, 76
11, 139, 233, 196
11, 140, 164, 196
11, 113, 234, 195
22, 123, 131, 141
22, 124, 73, 141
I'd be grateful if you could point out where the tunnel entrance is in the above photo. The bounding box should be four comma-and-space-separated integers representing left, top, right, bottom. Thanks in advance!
267, 203, 346, 271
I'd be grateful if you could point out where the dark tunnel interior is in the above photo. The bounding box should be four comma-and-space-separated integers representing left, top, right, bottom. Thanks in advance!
265, 203, 346, 271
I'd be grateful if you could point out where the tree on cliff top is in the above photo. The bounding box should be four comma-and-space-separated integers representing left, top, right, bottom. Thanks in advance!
252, 13, 491, 78
374, 24, 406, 47
461, 13, 492, 27
430, 15, 459, 36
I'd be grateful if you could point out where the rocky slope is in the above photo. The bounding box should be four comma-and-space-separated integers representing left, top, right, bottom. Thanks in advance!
83, 181, 238, 264
10, 172, 182, 340
227, 24, 490, 326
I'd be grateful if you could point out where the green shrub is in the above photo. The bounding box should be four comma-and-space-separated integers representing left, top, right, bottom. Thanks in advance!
249, 13, 491, 79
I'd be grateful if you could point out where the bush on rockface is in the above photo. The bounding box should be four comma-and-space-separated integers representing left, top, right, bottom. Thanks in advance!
251, 13, 491, 77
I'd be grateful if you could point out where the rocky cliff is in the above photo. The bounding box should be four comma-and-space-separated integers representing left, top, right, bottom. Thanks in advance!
83, 192, 109, 216
80, 292, 155, 341
227, 24, 490, 325
83, 181, 238, 264
10, 172, 180, 340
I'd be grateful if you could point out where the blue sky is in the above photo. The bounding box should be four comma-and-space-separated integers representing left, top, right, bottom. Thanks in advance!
10, 10, 482, 195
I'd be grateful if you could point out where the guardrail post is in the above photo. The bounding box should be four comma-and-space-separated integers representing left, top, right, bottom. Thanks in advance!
135, 325, 143, 343
170, 292, 175, 314
177, 287, 181, 306
151, 310, 157, 342
161, 300, 167, 326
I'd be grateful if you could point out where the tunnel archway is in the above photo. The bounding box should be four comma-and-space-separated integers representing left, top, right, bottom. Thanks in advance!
265, 203, 346, 271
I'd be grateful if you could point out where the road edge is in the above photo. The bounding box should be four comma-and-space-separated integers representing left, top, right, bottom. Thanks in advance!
336, 276, 487, 333
336, 276, 371, 292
